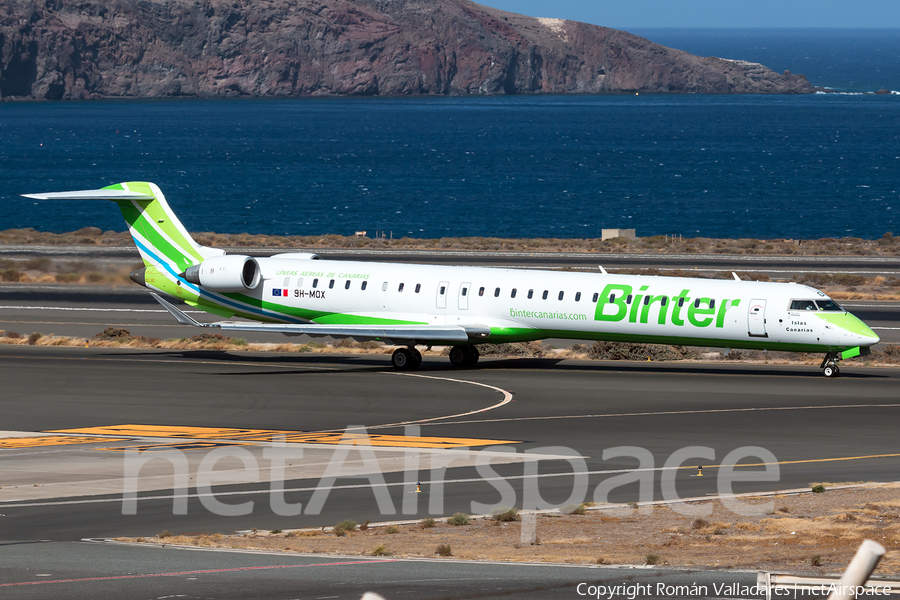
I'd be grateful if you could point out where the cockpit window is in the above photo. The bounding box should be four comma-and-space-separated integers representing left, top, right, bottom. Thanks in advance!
790, 300, 818, 311
816, 300, 844, 312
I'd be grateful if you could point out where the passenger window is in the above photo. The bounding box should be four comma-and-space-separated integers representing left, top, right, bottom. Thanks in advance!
643, 296, 650, 305
283, 277, 290, 287
527, 289, 534, 299
494, 287, 500, 297
558, 291, 564, 301
312, 278, 318, 288
694, 298, 700, 308
626, 295, 633, 304
709, 299, 715, 310
592, 292, 598, 302
415, 283, 421, 293
398, 283, 404, 292
575, 292, 581, 302
609, 294, 616, 303
462, 287, 468, 296
329, 279, 335, 289
479, 287, 485, 296
678, 297, 684, 307
440, 286, 446, 295
298, 277, 304, 288
382, 282, 388, 291
661, 297, 667, 306
361, 281, 367, 290
345, 280, 351, 289
511, 288, 517, 298
542, 290, 549, 300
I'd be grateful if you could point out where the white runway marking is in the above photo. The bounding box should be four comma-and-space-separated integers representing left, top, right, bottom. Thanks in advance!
418, 402, 900, 427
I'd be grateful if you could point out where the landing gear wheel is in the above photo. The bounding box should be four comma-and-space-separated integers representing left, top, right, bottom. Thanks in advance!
449, 346, 468, 368
410, 348, 423, 370
820, 352, 842, 378
465, 345, 480, 367
392, 348, 414, 371
449, 346, 479, 368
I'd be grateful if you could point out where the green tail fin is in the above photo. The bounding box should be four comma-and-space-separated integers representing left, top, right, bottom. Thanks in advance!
23, 182, 223, 271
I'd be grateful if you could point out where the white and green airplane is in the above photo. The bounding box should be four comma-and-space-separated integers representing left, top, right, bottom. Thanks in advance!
24, 182, 879, 377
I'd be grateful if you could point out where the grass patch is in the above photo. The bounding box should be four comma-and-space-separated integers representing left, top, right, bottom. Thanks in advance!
384, 526, 400, 534
333, 520, 357, 536
157, 530, 172, 539
812, 484, 826, 493
645, 553, 661, 565
490, 507, 519, 522
447, 513, 470, 526
420, 518, 436, 529
436, 544, 452, 557
372, 544, 391, 556
810, 554, 824, 567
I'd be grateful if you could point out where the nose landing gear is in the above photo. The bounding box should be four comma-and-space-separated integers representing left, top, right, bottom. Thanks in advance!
820, 353, 841, 378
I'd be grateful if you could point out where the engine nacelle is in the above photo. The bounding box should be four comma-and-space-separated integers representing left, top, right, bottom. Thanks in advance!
183, 255, 261, 292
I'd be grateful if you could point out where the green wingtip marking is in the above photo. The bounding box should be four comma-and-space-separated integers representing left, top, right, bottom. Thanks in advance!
102, 183, 125, 191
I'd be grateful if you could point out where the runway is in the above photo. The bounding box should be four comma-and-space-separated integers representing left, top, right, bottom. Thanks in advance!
3, 345, 900, 535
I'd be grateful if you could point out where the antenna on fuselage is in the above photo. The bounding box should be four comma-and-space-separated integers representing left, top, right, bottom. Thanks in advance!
599, 266, 608, 275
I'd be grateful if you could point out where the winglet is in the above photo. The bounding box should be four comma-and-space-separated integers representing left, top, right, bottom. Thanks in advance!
149, 292, 212, 328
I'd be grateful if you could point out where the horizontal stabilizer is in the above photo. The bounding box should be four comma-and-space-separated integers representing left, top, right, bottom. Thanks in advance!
21, 189, 155, 201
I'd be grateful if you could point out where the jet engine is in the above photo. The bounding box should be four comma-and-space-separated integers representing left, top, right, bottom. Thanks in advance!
182, 255, 261, 292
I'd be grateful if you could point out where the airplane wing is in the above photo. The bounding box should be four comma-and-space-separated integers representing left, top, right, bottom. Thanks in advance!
150, 292, 487, 344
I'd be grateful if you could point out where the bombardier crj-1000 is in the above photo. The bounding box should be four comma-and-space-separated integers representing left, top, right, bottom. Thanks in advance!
24, 182, 880, 377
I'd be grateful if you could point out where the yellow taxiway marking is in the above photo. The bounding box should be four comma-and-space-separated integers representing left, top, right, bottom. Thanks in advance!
49, 424, 520, 449
0, 436, 130, 449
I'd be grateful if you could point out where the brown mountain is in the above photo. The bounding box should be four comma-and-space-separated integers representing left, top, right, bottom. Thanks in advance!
0, 0, 815, 100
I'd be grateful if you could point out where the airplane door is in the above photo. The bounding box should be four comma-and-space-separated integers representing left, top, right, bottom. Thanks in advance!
748, 299, 768, 337
458, 282, 471, 310
436, 281, 449, 309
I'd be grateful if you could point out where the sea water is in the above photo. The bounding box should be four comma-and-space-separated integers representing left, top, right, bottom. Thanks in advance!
2, 30, 898, 240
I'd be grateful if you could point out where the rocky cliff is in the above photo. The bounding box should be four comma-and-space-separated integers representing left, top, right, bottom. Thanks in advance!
0, 0, 815, 100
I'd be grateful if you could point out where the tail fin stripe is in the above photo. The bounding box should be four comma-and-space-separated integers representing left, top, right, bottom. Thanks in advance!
115, 201, 193, 271
128, 197, 204, 263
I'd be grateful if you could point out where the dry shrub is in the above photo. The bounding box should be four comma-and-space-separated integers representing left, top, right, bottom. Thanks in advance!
477, 342, 546, 358
93, 327, 133, 342
587, 341, 700, 361
27, 332, 42, 345
1, 269, 22, 282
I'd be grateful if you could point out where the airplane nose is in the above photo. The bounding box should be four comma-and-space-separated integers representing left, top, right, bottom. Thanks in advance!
847, 311, 879, 344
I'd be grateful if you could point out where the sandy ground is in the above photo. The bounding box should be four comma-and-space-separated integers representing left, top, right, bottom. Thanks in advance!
124, 484, 900, 576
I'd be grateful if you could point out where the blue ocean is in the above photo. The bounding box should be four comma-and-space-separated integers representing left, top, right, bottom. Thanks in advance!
2, 29, 899, 241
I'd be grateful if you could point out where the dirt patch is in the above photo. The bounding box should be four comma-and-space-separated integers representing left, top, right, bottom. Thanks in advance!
123, 485, 900, 574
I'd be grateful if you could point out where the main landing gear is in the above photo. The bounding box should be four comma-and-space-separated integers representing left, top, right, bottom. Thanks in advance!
391, 346, 422, 371
820, 353, 841, 378
449, 345, 479, 369
390, 345, 480, 371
